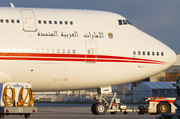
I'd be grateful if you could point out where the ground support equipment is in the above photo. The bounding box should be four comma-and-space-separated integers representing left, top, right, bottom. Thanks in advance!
91, 86, 140, 115
138, 97, 176, 115
156, 78, 180, 119
0, 82, 37, 118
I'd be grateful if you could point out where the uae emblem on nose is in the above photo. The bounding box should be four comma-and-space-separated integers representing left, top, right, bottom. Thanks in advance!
108, 32, 113, 39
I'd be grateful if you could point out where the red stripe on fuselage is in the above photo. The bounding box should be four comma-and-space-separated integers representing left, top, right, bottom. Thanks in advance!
0, 52, 166, 64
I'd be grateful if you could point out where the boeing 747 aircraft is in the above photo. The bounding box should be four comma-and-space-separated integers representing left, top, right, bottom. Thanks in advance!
0, 6, 177, 115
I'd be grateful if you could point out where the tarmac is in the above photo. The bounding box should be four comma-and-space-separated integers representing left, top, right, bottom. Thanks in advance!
4, 103, 158, 119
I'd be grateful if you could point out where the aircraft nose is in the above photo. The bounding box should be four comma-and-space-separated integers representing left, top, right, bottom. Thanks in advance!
169, 48, 177, 67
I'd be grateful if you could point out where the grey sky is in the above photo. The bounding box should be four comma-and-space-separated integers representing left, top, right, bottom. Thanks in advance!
1, 0, 180, 53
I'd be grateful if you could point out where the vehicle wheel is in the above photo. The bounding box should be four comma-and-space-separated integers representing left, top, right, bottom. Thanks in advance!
123, 112, 128, 115
157, 102, 170, 113
24, 114, 30, 118
138, 112, 144, 115
0, 114, 4, 118
91, 102, 107, 115
110, 112, 118, 115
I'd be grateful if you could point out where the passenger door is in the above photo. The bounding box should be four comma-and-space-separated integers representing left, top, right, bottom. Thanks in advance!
20, 9, 37, 32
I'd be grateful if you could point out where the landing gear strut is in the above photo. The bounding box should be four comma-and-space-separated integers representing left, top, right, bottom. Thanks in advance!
91, 86, 139, 115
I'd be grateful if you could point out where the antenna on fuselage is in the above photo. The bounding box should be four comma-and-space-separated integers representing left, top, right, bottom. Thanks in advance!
10, 2, 15, 8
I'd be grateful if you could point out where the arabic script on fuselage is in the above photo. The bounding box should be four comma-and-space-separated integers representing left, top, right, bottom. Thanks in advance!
37, 31, 105, 40
83, 32, 104, 39
60, 31, 78, 39
38, 31, 58, 36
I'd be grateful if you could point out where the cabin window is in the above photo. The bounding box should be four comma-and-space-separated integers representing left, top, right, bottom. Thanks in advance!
68, 49, 70, 54
62, 49, 65, 53
73, 49, 76, 54
54, 21, 57, 24
0, 19, 3, 23
65, 21, 68, 25
59, 21, 63, 24
52, 49, 54, 53
133, 51, 136, 55
157, 52, 159, 56
6, 19, 9, 23
49, 21, 52, 24
38, 20, 41, 24
161, 52, 164, 56
118, 20, 122, 25
11, 20, 14, 23
152, 52, 155, 56
143, 51, 145, 55
147, 51, 150, 56
43, 20, 47, 24
87, 50, 90, 54
57, 49, 60, 53
70, 21, 73, 25
17, 20, 20, 23
46, 49, 49, 53
138, 51, 141, 55
41, 48, 44, 53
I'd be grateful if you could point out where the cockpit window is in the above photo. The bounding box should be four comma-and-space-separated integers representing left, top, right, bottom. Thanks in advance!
123, 20, 128, 25
125, 20, 133, 25
118, 19, 133, 25
118, 20, 122, 25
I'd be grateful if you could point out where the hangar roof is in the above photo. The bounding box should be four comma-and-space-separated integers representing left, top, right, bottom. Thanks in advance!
137, 82, 176, 90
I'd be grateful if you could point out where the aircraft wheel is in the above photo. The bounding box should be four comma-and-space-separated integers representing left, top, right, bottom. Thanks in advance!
158, 102, 170, 113
91, 102, 107, 115
110, 112, 118, 115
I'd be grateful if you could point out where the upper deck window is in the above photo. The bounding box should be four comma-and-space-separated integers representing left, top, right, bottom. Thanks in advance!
65, 21, 68, 25
38, 20, 41, 24
17, 20, 20, 23
70, 21, 73, 25
6, 19, 9, 23
0, 19, 3, 23
11, 20, 14, 23
43, 20, 47, 24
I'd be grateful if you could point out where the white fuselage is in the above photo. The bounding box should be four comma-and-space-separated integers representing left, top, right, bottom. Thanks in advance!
0, 7, 176, 91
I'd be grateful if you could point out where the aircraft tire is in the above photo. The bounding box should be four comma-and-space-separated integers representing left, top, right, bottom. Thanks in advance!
91, 102, 107, 115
